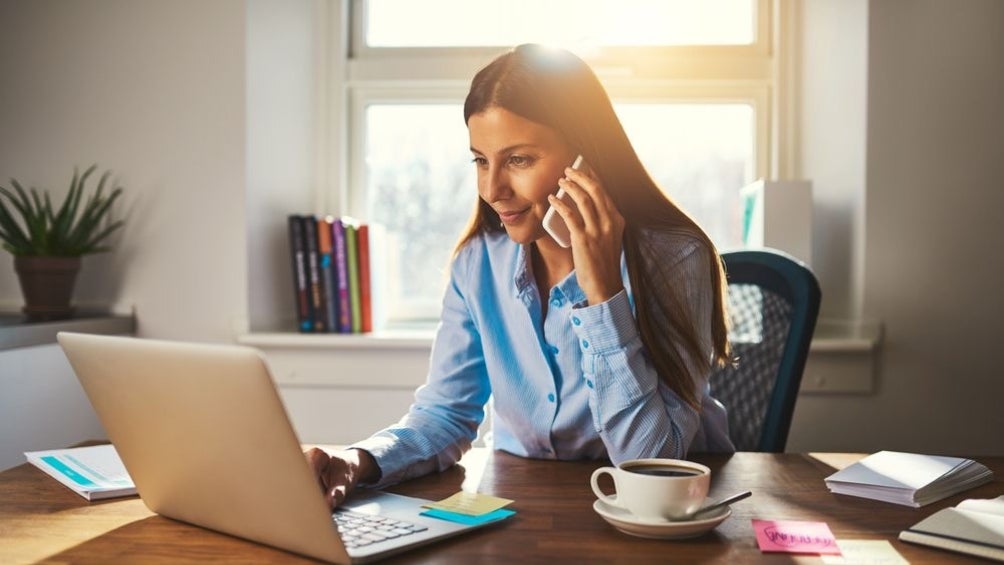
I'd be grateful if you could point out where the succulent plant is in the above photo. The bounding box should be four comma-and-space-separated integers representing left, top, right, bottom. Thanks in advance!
0, 164, 124, 256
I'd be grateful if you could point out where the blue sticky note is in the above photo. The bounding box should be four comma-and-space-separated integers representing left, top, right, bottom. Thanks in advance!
420, 507, 516, 526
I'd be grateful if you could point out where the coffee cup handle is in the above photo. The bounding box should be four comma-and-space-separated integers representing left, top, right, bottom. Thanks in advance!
590, 467, 620, 507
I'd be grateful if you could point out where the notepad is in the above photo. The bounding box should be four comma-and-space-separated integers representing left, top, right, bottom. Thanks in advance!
24, 444, 137, 500
899, 495, 1004, 562
422, 491, 513, 516
824, 451, 993, 507
420, 491, 516, 526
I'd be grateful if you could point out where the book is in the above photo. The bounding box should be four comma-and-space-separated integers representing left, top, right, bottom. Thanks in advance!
344, 219, 362, 333
366, 222, 389, 332
287, 215, 312, 332
332, 218, 352, 333
302, 216, 325, 332
824, 451, 994, 507
25, 444, 137, 501
316, 216, 339, 333
899, 495, 1004, 562
357, 223, 372, 333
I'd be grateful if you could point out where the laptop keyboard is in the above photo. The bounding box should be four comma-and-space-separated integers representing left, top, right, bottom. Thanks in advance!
333, 509, 429, 549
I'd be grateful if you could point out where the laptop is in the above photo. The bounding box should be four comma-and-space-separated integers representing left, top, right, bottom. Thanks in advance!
57, 331, 505, 564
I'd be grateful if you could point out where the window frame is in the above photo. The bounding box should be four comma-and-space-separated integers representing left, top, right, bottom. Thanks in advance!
340, 0, 780, 324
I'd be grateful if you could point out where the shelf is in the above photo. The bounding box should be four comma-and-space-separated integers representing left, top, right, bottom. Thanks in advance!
240, 320, 882, 354
237, 329, 435, 351
0, 312, 136, 351
809, 319, 883, 353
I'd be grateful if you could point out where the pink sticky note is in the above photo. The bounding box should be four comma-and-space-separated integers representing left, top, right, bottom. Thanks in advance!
753, 519, 841, 555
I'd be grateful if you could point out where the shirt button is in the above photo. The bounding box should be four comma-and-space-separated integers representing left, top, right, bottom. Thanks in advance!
550, 297, 562, 308
548, 345, 559, 355
547, 393, 556, 402
581, 340, 589, 349
571, 316, 581, 326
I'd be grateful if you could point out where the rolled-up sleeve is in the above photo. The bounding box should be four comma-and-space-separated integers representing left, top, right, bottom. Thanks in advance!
570, 241, 716, 462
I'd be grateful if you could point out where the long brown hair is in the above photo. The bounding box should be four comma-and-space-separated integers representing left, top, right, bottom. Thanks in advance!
457, 44, 730, 409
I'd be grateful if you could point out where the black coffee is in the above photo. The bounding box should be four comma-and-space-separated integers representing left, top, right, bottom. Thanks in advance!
625, 465, 701, 477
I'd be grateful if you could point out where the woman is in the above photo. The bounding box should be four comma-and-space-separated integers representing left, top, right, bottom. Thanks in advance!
306, 44, 734, 509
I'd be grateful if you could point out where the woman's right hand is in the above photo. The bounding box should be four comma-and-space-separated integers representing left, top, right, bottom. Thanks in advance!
304, 447, 379, 509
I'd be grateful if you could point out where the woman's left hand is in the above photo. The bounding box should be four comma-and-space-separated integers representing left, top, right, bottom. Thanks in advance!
548, 166, 625, 305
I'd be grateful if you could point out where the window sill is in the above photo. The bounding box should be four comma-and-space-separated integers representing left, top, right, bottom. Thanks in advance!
238, 320, 881, 354
237, 328, 435, 351
801, 319, 883, 394
809, 319, 882, 353
0, 310, 137, 352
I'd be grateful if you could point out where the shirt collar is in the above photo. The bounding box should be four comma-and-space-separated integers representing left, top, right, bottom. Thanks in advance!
513, 243, 534, 297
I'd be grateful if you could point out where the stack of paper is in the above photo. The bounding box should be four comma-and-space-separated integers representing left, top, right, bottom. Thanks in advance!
900, 496, 1004, 562
24, 444, 136, 501
824, 451, 993, 507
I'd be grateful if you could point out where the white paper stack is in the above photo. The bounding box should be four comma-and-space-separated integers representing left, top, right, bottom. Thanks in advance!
824, 451, 994, 507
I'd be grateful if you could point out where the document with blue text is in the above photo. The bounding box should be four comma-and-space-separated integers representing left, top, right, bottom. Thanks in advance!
25, 444, 136, 500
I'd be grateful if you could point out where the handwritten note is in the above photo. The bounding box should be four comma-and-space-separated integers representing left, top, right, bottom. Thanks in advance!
423, 491, 514, 517
753, 519, 841, 555
821, 540, 909, 565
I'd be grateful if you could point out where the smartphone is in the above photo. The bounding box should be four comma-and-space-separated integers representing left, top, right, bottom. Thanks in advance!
542, 155, 585, 248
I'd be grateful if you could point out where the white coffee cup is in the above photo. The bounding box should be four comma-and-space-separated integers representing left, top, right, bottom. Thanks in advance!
590, 458, 710, 521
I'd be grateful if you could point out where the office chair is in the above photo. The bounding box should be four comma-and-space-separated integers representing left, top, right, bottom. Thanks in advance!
709, 249, 821, 452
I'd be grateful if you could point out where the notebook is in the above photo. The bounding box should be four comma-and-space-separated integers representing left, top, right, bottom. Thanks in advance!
24, 444, 137, 500
899, 496, 1004, 562
57, 332, 509, 564
823, 450, 993, 507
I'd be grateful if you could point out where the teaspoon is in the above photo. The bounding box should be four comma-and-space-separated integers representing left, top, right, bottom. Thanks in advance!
676, 490, 752, 521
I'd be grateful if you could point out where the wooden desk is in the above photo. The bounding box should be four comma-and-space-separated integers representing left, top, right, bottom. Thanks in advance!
2, 450, 1001, 564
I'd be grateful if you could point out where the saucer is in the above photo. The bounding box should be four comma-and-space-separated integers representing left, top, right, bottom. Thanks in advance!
593, 497, 731, 540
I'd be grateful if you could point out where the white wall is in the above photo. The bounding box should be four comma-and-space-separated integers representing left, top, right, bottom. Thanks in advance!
0, 0, 249, 469
0, 344, 107, 470
0, 0, 248, 341
788, 0, 1004, 455
246, 0, 326, 332
793, 0, 869, 320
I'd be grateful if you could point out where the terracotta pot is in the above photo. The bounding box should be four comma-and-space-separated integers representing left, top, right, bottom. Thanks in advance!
13, 256, 82, 321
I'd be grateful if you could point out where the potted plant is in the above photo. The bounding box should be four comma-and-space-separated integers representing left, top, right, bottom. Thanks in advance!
0, 165, 124, 321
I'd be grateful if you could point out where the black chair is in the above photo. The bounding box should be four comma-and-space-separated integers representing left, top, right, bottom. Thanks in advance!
709, 249, 821, 452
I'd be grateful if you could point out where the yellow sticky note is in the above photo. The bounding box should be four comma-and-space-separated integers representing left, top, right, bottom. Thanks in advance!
422, 491, 514, 516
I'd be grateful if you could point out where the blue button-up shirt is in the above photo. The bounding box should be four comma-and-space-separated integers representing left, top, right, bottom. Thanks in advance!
352, 229, 734, 486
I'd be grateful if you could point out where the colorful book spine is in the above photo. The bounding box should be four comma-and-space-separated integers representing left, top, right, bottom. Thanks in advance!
302, 216, 326, 332
332, 218, 352, 333
316, 216, 339, 333
366, 223, 388, 332
345, 221, 362, 333
357, 223, 372, 333
287, 215, 313, 332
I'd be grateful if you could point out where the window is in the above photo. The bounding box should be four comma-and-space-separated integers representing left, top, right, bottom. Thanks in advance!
344, 0, 775, 324
364, 0, 755, 47
363, 104, 473, 319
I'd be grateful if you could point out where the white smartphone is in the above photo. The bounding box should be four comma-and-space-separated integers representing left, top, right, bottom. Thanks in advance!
542, 155, 585, 248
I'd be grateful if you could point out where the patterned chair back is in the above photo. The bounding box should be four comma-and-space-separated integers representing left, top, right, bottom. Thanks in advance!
709, 249, 821, 452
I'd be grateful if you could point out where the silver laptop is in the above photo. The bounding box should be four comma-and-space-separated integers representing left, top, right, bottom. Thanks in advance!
57, 332, 504, 564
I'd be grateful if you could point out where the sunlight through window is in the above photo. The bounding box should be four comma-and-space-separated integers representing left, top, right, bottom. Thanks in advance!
365, 0, 755, 48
